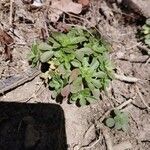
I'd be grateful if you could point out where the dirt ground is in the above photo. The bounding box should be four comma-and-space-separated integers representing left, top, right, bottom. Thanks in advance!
0, 0, 150, 150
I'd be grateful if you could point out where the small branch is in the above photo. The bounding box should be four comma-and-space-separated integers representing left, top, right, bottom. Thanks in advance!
9, 0, 14, 26
135, 85, 150, 110
137, 45, 150, 55
99, 98, 133, 122
102, 127, 113, 150
115, 73, 140, 83
0, 69, 41, 95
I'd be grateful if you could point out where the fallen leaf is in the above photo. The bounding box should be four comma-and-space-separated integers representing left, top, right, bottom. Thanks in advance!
61, 84, 71, 97
49, 0, 82, 22
69, 68, 80, 83
0, 29, 14, 61
0, 29, 14, 46
77, 0, 89, 7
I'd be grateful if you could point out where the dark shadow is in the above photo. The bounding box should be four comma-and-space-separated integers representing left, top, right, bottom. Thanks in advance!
0, 102, 67, 150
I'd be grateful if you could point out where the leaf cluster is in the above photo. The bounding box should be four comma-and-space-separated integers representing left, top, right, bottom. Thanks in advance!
106, 109, 129, 131
142, 19, 150, 47
28, 28, 114, 106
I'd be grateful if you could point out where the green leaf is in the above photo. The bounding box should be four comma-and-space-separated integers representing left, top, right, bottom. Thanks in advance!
38, 42, 53, 51
79, 97, 87, 106
91, 79, 102, 89
106, 118, 115, 127
91, 58, 99, 70
145, 38, 150, 46
48, 37, 61, 48
40, 51, 54, 63
70, 77, 83, 93
71, 59, 81, 67
51, 91, 57, 99
92, 89, 100, 100
114, 109, 121, 115
75, 51, 84, 61
61, 45, 77, 53
93, 71, 106, 78
114, 121, 122, 130
121, 123, 128, 132
146, 18, 150, 26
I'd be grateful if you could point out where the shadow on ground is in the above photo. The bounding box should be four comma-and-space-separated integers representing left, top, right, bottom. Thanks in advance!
0, 102, 67, 150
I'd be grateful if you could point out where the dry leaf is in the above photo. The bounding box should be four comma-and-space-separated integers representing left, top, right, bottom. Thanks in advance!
0, 29, 14, 46
77, 0, 89, 7
69, 69, 80, 83
49, 0, 82, 22
61, 84, 71, 97
0, 29, 14, 61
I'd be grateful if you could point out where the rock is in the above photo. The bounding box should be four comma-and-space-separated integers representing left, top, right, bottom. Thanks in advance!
122, 0, 150, 18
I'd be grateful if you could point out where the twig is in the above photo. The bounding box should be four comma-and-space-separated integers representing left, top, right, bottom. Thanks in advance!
102, 126, 113, 150
135, 85, 150, 110
9, 0, 14, 26
137, 45, 150, 55
99, 98, 133, 122
115, 73, 140, 83
79, 136, 101, 150
0, 69, 41, 95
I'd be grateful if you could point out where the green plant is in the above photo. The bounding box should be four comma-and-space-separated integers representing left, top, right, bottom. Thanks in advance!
106, 109, 129, 131
28, 27, 114, 106
142, 19, 150, 48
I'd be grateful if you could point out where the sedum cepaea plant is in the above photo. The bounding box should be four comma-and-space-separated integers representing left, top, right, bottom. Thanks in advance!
28, 27, 114, 106
142, 18, 150, 48
106, 109, 129, 131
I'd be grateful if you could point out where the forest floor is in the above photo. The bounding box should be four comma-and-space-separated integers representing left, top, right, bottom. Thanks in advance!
0, 0, 150, 150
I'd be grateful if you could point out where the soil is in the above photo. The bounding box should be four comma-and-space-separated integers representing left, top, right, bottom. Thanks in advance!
0, 0, 150, 150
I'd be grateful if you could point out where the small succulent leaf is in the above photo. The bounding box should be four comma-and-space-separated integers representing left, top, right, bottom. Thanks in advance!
91, 79, 102, 89
86, 96, 97, 103
114, 109, 121, 116
51, 91, 57, 99
48, 37, 61, 48
92, 89, 100, 100
71, 93, 79, 101
78, 47, 93, 55
121, 123, 128, 132
69, 36, 87, 45
71, 59, 81, 67
106, 118, 115, 127
57, 64, 66, 75
27, 53, 35, 61
75, 51, 84, 61
61, 85, 71, 97
71, 77, 83, 93
70, 83, 82, 93
145, 38, 150, 46
145, 34, 150, 39
146, 18, 150, 26
93, 71, 106, 78
82, 57, 89, 67
32, 43, 38, 54
69, 69, 80, 83
142, 25, 150, 34
114, 121, 122, 130
38, 42, 53, 51
40, 51, 54, 63
79, 97, 87, 106
87, 82, 95, 90
61, 45, 77, 53
91, 58, 99, 70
